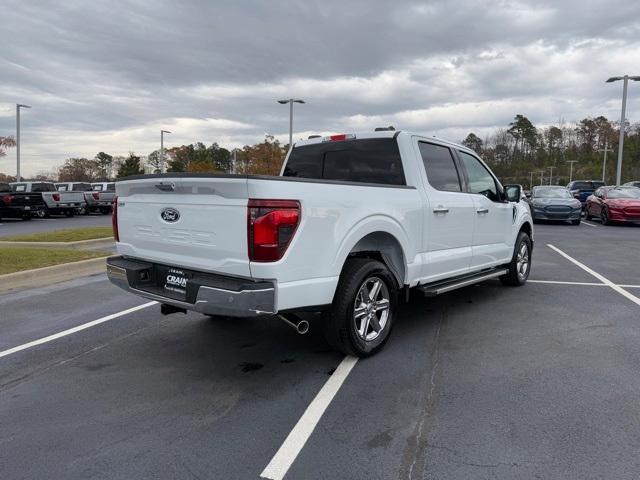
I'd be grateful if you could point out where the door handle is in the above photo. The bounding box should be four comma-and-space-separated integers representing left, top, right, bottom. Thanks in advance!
476, 208, 489, 214
433, 206, 449, 214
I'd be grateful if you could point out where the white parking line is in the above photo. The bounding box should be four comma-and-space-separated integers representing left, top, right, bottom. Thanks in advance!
581, 221, 598, 227
528, 279, 604, 286
547, 244, 640, 307
260, 355, 358, 480
0, 301, 157, 359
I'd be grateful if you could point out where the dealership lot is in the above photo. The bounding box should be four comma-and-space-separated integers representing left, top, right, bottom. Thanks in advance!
1, 222, 639, 480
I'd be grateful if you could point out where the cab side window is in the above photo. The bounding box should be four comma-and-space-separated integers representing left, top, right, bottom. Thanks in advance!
458, 151, 499, 202
419, 142, 462, 192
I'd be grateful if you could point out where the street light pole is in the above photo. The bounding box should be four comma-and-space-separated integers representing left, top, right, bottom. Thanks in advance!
598, 140, 610, 183
566, 160, 578, 183
606, 75, 640, 185
16, 104, 31, 181
160, 130, 171, 173
277, 99, 305, 150
538, 171, 544, 185
529, 171, 534, 190
548, 166, 555, 185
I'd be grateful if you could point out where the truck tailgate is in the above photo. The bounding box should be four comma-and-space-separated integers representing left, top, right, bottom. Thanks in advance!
116, 177, 251, 277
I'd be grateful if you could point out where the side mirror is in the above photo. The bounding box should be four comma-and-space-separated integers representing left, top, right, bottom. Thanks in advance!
504, 184, 522, 202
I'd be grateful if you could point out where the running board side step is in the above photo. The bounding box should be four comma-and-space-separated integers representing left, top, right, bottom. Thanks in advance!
417, 268, 508, 297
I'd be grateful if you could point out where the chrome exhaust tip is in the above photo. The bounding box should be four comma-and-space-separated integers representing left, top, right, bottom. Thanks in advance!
279, 314, 309, 335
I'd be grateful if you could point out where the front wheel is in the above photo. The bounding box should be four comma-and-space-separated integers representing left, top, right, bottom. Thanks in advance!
500, 232, 532, 286
571, 219, 581, 225
21, 213, 32, 221
322, 258, 397, 357
601, 207, 611, 226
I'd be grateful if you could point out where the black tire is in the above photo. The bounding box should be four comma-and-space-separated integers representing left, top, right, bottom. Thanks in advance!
64, 210, 74, 217
322, 258, 397, 357
21, 214, 32, 221
500, 231, 532, 286
100, 207, 112, 215
600, 207, 611, 226
571, 219, 581, 225
584, 207, 592, 220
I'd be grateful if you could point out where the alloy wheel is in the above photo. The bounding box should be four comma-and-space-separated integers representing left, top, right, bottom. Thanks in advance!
353, 276, 390, 342
516, 243, 529, 280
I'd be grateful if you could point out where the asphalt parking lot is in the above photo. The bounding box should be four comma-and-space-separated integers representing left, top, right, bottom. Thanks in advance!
0, 214, 111, 238
1, 220, 639, 480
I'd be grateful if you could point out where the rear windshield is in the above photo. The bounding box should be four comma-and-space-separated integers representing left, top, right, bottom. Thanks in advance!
31, 183, 56, 192
283, 138, 406, 185
92, 184, 104, 191
106, 183, 115, 192
72, 183, 92, 191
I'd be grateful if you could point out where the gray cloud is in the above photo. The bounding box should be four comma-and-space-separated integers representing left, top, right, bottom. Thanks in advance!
1, 0, 640, 175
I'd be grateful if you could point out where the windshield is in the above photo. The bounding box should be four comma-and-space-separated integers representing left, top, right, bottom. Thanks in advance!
534, 187, 572, 198
571, 181, 604, 190
607, 188, 640, 199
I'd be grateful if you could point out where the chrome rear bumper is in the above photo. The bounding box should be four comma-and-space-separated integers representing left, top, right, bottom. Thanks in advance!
106, 256, 276, 317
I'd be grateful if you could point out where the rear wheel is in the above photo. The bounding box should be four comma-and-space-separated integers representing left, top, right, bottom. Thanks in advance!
500, 232, 532, 286
100, 207, 112, 215
64, 210, 74, 218
322, 258, 396, 357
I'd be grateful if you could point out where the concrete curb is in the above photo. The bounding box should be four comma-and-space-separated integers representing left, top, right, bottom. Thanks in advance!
0, 256, 109, 295
0, 237, 114, 250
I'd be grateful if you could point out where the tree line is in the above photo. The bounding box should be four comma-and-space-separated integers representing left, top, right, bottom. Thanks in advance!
0, 135, 286, 182
463, 114, 640, 187
1, 115, 640, 185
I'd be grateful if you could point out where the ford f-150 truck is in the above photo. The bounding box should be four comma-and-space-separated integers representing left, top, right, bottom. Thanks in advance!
106, 131, 533, 356
0, 182, 46, 220
11, 181, 85, 217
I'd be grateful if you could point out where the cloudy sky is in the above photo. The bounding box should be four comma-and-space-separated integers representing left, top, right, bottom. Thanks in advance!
1, 0, 640, 176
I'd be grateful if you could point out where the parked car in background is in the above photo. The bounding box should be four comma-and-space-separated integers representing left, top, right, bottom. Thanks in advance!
11, 181, 84, 217
585, 186, 640, 225
55, 182, 92, 214
0, 182, 46, 221
56, 181, 113, 214
567, 180, 605, 207
623, 181, 640, 188
527, 186, 582, 224
106, 131, 533, 357
90, 182, 116, 214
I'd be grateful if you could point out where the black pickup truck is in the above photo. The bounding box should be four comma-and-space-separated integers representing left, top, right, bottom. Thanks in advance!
0, 182, 46, 221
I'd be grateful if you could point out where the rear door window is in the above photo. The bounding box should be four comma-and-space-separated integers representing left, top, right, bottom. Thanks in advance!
283, 138, 406, 185
418, 142, 462, 192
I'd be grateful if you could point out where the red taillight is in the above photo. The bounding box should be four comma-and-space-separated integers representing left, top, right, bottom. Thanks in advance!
247, 199, 300, 262
112, 196, 119, 242
2, 195, 13, 205
92, 192, 100, 200
52, 193, 60, 202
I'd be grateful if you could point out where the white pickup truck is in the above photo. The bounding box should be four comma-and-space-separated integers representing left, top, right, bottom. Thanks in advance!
107, 131, 533, 356
11, 181, 85, 217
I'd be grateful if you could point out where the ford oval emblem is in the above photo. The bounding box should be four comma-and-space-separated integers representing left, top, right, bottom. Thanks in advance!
160, 207, 180, 223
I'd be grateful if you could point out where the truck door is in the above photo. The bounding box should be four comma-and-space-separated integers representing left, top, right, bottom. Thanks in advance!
416, 140, 475, 282
456, 150, 512, 269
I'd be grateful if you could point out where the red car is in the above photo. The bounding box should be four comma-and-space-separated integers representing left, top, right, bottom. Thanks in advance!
585, 186, 640, 225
